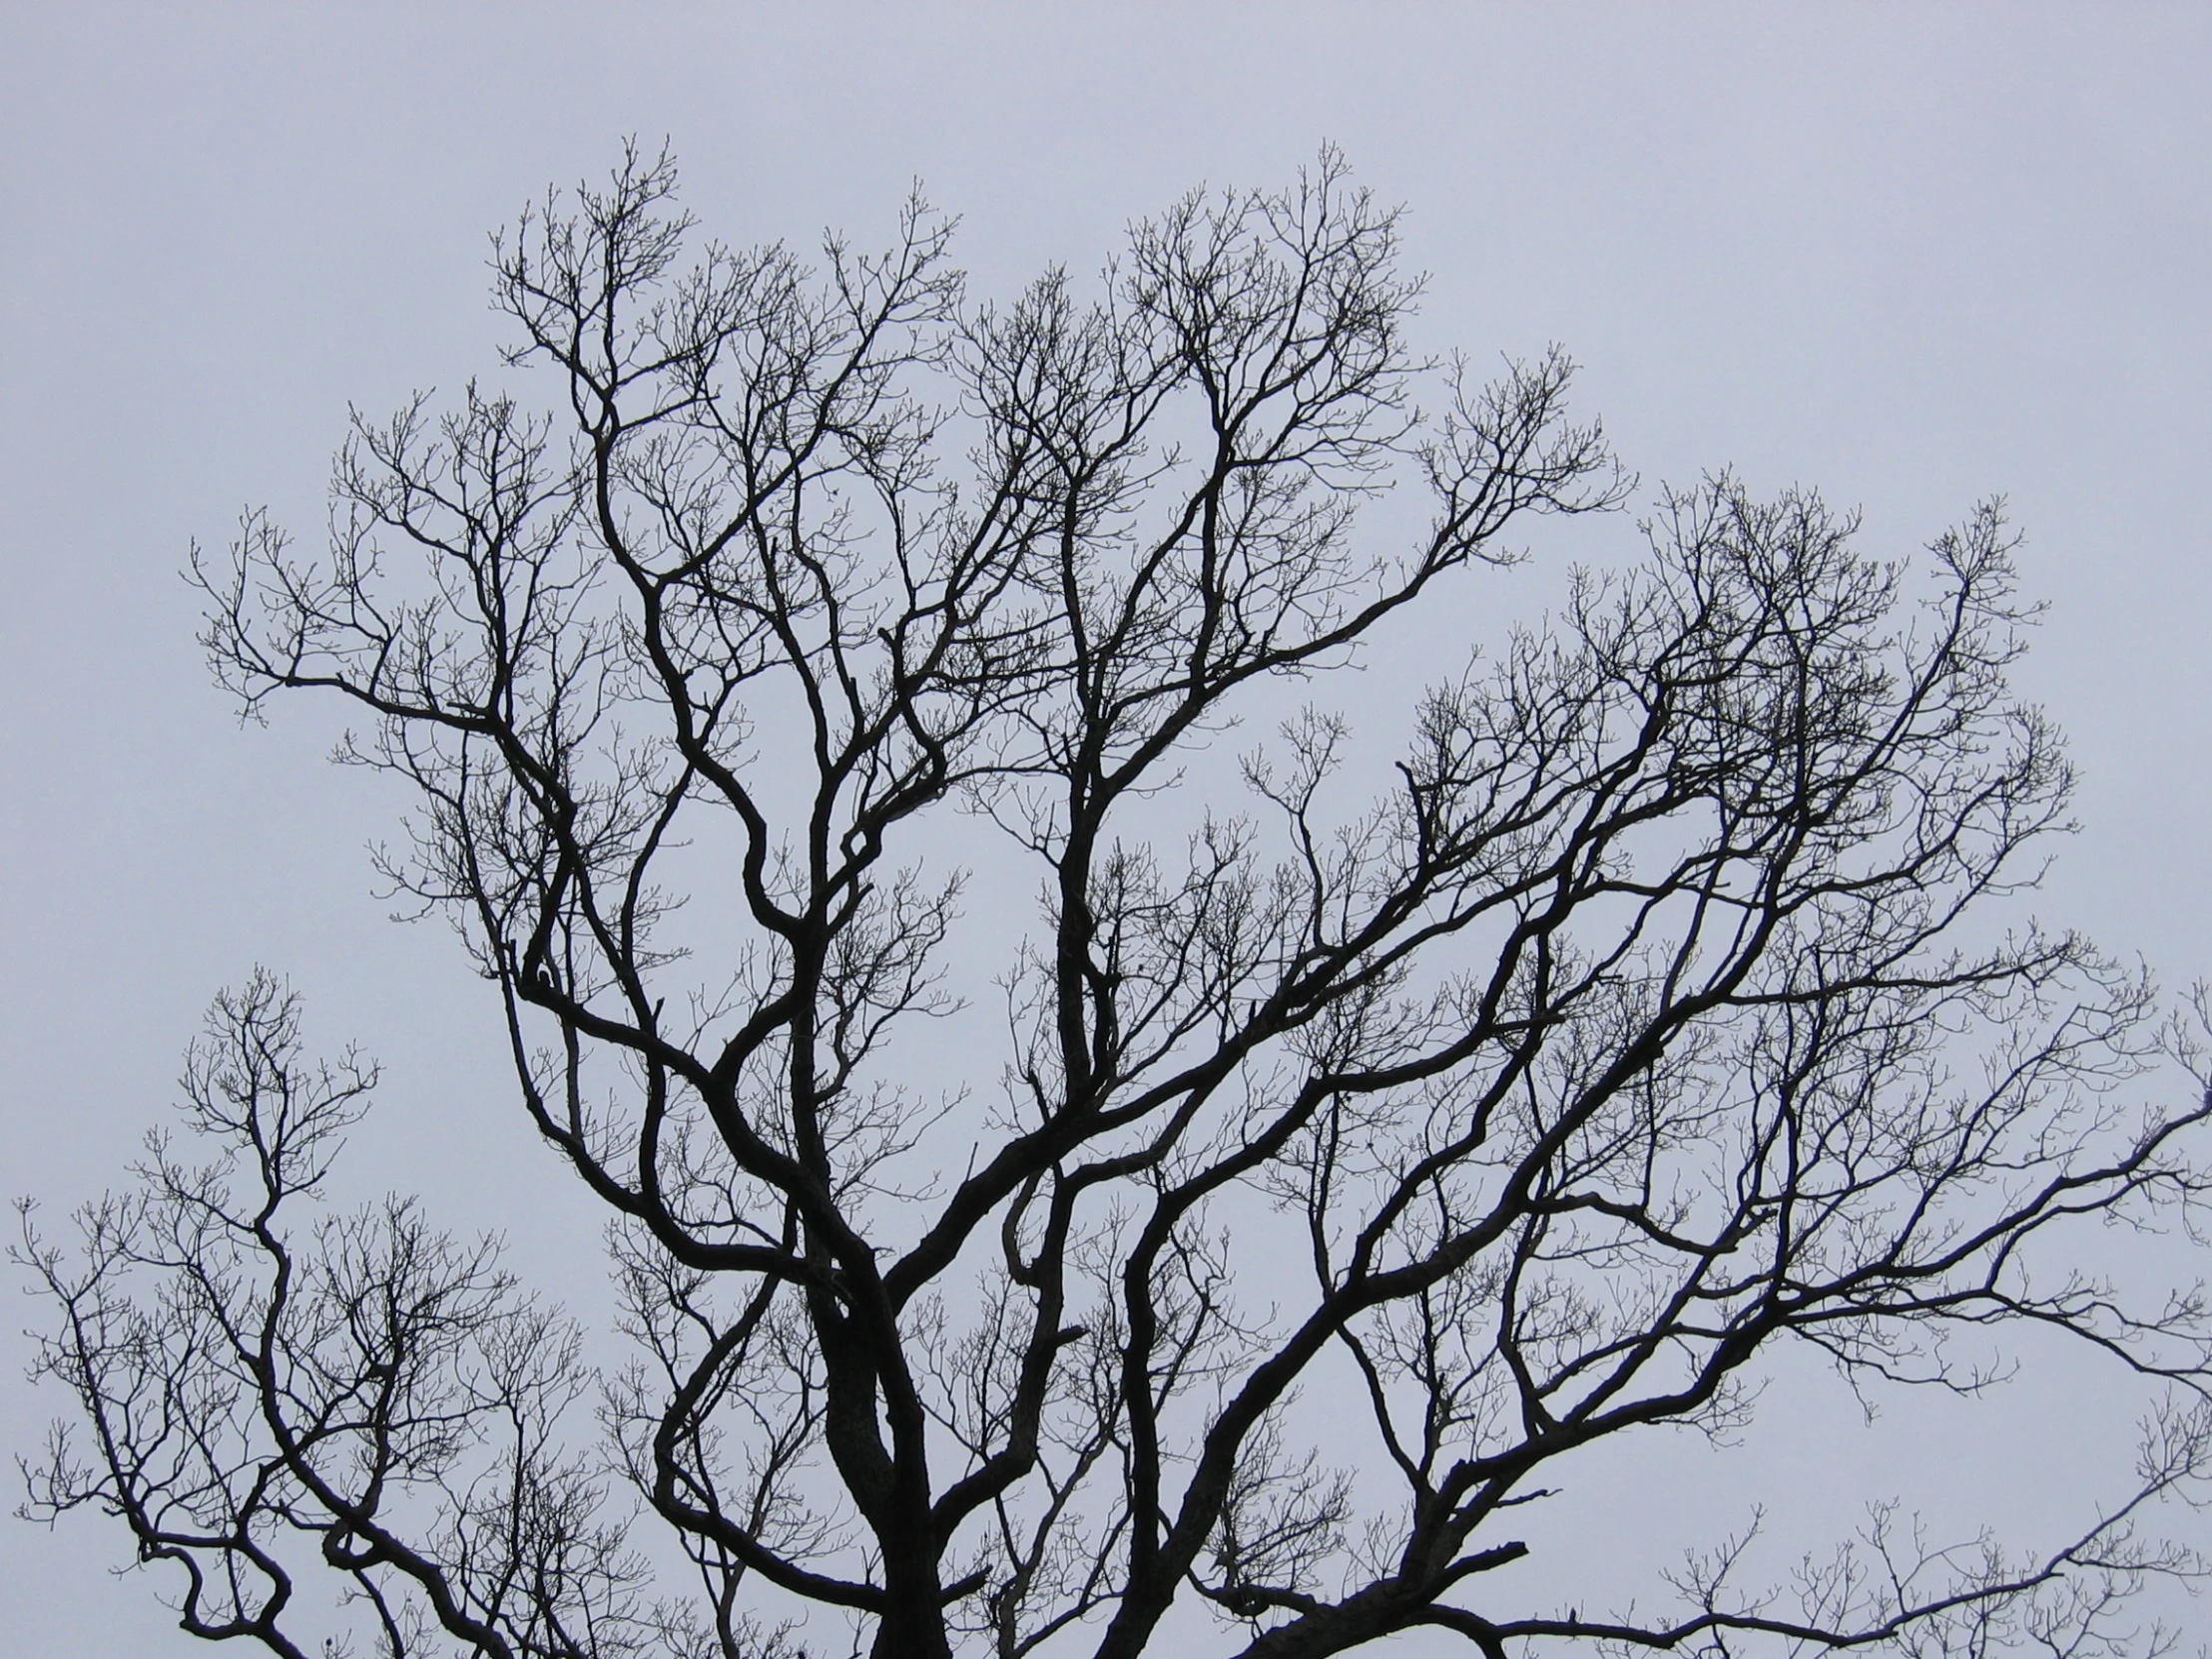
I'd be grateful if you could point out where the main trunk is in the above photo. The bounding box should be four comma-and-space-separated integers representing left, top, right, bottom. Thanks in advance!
866, 1557, 952, 1659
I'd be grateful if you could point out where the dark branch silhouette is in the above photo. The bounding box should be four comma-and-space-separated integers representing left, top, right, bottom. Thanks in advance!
20, 145, 2212, 1659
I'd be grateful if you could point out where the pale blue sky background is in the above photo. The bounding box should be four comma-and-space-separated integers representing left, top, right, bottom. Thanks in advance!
3, 4, 2208, 1651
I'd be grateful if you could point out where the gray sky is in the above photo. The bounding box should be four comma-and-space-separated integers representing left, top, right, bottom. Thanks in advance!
4, 4, 2208, 1651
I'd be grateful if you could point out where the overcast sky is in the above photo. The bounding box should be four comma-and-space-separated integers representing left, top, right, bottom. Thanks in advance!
4, 5, 2209, 1652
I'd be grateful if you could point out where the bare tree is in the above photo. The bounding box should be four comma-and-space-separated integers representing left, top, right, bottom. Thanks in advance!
20, 146, 2212, 1659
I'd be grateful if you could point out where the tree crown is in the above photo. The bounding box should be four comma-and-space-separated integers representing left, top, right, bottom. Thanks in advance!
22, 146, 2212, 1659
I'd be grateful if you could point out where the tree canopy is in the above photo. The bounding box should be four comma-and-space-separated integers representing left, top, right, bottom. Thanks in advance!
21, 148, 2212, 1659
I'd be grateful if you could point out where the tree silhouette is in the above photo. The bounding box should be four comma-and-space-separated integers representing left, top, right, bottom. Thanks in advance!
21, 147, 2212, 1659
